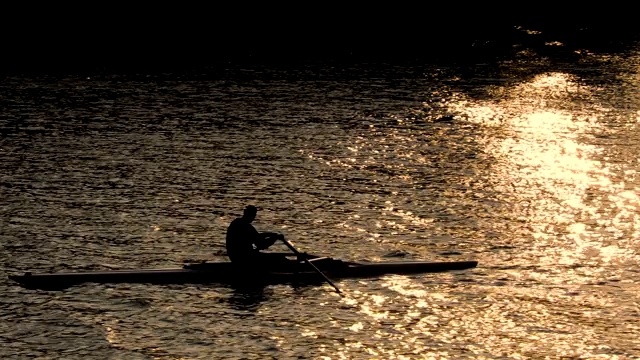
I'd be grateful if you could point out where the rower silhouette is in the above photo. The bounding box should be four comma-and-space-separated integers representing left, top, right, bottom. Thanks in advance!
224, 206, 342, 292
225, 205, 285, 265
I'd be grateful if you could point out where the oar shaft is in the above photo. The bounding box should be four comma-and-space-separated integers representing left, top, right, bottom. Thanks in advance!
303, 258, 341, 293
280, 238, 341, 294
281, 238, 301, 255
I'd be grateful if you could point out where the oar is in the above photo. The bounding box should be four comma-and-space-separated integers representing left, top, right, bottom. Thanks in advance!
280, 237, 342, 294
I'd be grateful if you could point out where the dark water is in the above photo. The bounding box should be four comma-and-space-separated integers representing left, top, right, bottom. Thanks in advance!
2, 45, 640, 358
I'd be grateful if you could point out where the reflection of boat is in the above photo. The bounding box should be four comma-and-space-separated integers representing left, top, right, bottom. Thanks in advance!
9, 255, 478, 290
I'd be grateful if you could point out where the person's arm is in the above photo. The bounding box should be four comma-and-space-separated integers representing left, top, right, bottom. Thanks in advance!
255, 232, 283, 250
260, 232, 283, 239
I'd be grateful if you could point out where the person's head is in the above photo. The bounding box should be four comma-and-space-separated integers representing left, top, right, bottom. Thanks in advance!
242, 205, 258, 222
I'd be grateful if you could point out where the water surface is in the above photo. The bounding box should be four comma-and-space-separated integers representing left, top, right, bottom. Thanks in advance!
1, 48, 639, 358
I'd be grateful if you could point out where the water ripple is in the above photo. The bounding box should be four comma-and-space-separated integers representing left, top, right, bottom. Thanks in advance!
2, 51, 640, 358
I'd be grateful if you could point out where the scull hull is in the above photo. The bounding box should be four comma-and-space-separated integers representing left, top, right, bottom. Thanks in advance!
9, 260, 478, 290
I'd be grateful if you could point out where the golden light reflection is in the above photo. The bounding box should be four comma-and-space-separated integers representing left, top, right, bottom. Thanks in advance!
298, 60, 640, 357
327, 67, 640, 358
450, 72, 640, 270
104, 325, 118, 345
300, 329, 318, 338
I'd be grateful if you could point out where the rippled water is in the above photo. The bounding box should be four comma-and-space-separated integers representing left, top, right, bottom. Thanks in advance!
2, 47, 640, 359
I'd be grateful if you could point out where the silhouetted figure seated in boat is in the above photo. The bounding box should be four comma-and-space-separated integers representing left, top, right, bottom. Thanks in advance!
226, 205, 293, 269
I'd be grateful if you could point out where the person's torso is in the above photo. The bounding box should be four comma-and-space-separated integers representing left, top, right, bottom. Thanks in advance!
225, 218, 260, 259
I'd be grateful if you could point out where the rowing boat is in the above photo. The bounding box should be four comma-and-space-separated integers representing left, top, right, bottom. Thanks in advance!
9, 256, 478, 290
